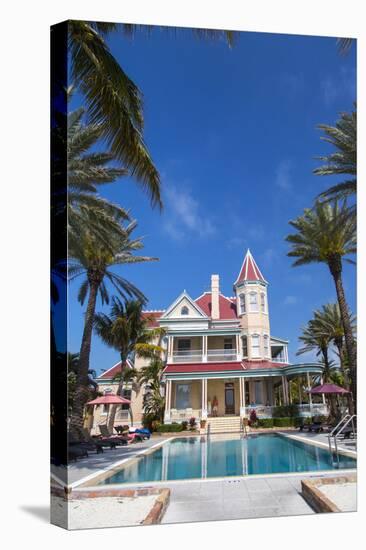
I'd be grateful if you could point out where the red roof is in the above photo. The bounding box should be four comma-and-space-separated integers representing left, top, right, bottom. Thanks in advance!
142, 310, 164, 327
195, 293, 238, 319
235, 249, 265, 284
164, 362, 245, 374
98, 358, 134, 380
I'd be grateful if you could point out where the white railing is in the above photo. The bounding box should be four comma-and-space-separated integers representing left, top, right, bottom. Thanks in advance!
207, 349, 238, 362
170, 408, 201, 421
296, 404, 329, 416
271, 357, 286, 364
172, 350, 203, 363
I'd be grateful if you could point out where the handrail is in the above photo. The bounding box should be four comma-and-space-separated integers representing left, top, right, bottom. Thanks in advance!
328, 414, 357, 461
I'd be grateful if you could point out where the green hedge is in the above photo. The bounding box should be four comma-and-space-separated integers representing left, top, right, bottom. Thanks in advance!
272, 405, 299, 418
273, 417, 295, 427
257, 418, 274, 428
156, 423, 185, 433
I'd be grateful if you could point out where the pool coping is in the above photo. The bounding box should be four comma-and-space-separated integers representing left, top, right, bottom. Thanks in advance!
68, 431, 357, 490
280, 431, 357, 459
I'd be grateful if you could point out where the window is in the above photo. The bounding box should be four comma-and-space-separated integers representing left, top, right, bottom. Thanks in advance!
249, 292, 259, 312
224, 337, 233, 357
251, 334, 260, 357
176, 383, 191, 409
263, 335, 269, 357
260, 293, 266, 313
242, 335, 248, 357
181, 306, 189, 315
101, 404, 110, 415
121, 389, 132, 410
239, 293, 246, 314
177, 339, 191, 356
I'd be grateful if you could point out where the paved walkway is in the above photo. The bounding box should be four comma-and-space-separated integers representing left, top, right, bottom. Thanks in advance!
161, 475, 315, 523
281, 430, 357, 455
52, 436, 169, 487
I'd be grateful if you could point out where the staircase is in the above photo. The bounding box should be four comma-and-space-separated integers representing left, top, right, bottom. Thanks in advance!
207, 416, 242, 434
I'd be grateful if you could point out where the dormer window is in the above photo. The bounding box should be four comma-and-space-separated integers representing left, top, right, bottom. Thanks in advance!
181, 306, 189, 315
239, 293, 246, 314
249, 292, 259, 312
260, 292, 266, 313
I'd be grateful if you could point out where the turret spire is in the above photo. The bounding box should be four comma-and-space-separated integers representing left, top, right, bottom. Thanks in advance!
234, 249, 266, 285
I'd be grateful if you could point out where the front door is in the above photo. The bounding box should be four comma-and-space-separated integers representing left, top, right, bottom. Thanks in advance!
225, 383, 235, 415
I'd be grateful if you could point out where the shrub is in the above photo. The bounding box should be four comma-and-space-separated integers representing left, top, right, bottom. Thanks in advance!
272, 405, 299, 418
294, 416, 312, 428
189, 417, 197, 430
156, 423, 184, 433
181, 421, 188, 431
151, 420, 161, 432
257, 418, 274, 428
142, 413, 157, 431
273, 417, 295, 427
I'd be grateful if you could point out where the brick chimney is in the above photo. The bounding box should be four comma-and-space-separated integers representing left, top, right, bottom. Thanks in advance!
211, 274, 220, 319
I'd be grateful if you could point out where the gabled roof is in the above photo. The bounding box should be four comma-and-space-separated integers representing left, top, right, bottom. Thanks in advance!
160, 291, 208, 319
195, 293, 238, 320
234, 249, 266, 285
97, 358, 134, 380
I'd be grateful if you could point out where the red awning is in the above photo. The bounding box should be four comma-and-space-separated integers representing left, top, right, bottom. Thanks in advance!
87, 394, 131, 405
309, 383, 350, 395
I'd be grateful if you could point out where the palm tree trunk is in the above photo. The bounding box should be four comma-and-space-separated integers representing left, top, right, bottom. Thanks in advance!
329, 257, 356, 412
107, 358, 128, 432
69, 278, 100, 434
334, 338, 350, 389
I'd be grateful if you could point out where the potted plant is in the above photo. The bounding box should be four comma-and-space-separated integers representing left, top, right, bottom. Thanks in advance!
189, 416, 197, 430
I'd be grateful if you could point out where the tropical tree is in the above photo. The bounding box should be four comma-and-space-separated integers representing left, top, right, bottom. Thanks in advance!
93, 298, 166, 429
286, 200, 357, 406
67, 106, 130, 251
314, 107, 357, 202
139, 357, 166, 423
297, 322, 333, 379
68, 22, 235, 208
68, 220, 156, 432
312, 303, 356, 387
67, 352, 98, 415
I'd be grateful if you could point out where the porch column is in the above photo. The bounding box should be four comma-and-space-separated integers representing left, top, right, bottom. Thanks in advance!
167, 336, 173, 362
201, 378, 208, 419
236, 334, 241, 360
239, 377, 246, 417
202, 335, 207, 362
320, 376, 326, 404
307, 372, 313, 409
282, 376, 289, 405
164, 379, 172, 423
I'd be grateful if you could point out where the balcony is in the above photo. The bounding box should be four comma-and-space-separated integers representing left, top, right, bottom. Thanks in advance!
171, 348, 239, 363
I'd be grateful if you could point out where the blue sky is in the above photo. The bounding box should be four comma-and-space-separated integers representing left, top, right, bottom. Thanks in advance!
67, 27, 356, 374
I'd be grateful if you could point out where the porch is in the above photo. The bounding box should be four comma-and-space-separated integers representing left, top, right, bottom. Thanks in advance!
164, 372, 329, 423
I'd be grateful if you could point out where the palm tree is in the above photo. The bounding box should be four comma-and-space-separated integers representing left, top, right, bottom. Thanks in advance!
297, 322, 333, 377
312, 303, 356, 387
144, 385, 166, 424
336, 38, 355, 56
67, 352, 98, 415
93, 298, 166, 429
68, 220, 157, 432
314, 107, 357, 202
67, 106, 130, 251
67, 22, 234, 208
286, 200, 357, 406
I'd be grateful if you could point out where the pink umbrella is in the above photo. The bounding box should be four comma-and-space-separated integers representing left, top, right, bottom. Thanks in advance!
87, 394, 131, 429
309, 383, 350, 395
87, 394, 131, 405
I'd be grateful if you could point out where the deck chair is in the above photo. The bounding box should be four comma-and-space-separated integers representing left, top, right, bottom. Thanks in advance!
98, 424, 129, 445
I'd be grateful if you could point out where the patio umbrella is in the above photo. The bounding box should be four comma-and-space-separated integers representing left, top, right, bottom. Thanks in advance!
87, 394, 131, 429
309, 384, 351, 417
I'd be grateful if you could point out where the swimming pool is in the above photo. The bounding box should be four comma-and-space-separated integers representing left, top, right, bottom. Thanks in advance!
99, 434, 356, 485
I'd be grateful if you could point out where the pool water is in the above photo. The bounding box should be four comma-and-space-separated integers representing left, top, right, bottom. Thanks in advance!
99, 434, 356, 485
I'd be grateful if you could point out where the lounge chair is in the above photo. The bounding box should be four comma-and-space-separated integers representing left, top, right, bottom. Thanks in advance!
134, 427, 151, 440
98, 424, 130, 444
69, 432, 104, 454
79, 427, 118, 450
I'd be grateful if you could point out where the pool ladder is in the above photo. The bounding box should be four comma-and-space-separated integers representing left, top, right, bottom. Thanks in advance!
328, 414, 357, 465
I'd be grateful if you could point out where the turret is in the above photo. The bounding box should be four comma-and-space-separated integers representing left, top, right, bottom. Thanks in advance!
234, 250, 271, 360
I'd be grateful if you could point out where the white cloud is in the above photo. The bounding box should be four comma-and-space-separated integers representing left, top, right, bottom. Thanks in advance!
284, 295, 298, 306
164, 185, 216, 240
275, 160, 292, 191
